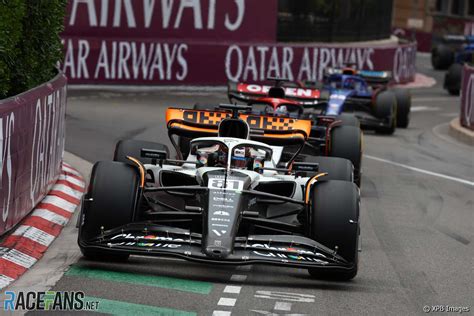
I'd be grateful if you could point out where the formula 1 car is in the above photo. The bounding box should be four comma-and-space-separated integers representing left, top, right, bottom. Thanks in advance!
432, 35, 474, 70
78, 105, 360, 280
225, 79, 363, 186
313, 67, 411, 132
439, 36, 474, 95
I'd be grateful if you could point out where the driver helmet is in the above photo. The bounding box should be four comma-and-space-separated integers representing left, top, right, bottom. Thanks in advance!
196, 144, 227, 167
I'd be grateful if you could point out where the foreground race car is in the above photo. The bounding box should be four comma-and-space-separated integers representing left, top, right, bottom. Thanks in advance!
227, 80, 363, 186
314, 67, 411, 132
78, 105, 361, 280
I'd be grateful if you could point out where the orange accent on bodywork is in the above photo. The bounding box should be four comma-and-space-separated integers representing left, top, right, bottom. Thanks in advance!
166, 108, 312, 139
127, 156, 145, 188
304, 173, 328, 204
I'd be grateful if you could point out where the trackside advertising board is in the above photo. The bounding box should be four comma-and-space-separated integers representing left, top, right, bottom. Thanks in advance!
0, 74, 67, 235
61, 0, 416, 85
460, 64, 474, 130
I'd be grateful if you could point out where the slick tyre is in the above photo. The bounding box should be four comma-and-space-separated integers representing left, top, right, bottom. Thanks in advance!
78, 161, 140, 261
114, 139, 169, 164
329, 125, 362, 186
336, 113, 360, 128
308, 180, 360, 280
374, 91, 397, 135
302, 156, 353, 182
431, 44, 454, 70
393, 89, 411, 128
444, 63, 462, 96
178, 103, 216, 159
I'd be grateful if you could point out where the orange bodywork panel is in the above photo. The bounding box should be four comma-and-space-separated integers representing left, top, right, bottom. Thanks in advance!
166, 108, 312, 141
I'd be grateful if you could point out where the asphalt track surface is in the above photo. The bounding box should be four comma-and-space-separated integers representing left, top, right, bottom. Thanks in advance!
24, 54, 473, 315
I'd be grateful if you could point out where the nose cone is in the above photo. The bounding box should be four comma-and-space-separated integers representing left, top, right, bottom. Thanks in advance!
204, 246, 232, 259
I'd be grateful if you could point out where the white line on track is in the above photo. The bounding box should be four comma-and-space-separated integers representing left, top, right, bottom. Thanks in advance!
410, 106, 440, 112
274, 301, 292, 311
212, 311, 231, 316
218, 298, 237, 307
230, 274, 248, 282
224, 286, 242, 294
364, 155, 474, 186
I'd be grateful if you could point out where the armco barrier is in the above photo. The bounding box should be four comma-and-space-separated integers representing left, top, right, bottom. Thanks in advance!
61, 0, 417, 85
0, 73, 67, 235
460, 64, 474, 131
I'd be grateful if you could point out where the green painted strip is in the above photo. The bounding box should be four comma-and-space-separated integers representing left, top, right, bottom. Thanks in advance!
66, 266, 212, 295
84, 296, 196, 316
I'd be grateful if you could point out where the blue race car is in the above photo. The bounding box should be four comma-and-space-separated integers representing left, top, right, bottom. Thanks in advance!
310, 67, 411, 134
442, 36, 474, 95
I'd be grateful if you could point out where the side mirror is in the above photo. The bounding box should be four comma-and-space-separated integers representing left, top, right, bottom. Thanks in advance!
292, 162, 319, 172
141, 148, 167, 165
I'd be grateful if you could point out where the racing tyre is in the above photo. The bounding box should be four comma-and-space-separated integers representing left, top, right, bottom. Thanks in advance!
393, 89, 411, 128
308, 180, 360, 280
114, 139, 169, 165
178, 103, 216, 158
431, 44, 454, 70
444, 63, 462, 96
302, 156, 353, 182
374, 91, 397, 135
329, 125, 362, 186
336, 113, 360, 128
78, 161, 140, 261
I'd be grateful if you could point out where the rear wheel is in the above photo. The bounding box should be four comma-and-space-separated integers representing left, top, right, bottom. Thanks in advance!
329, 125, 362, 186
431, 44, 454, 70
114, 139, 169, 164
308, 180, 360, 280
444, 63, 462, 96
78, 161, 140, 261
374, 91, 397, 135
393, 89, 411, 128
302, 156, 353, 182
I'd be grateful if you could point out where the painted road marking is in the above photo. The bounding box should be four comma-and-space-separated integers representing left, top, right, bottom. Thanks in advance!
0, 164, 85, 289
66, 266, 212, 294
218, 298, 237, 307
255, 291, 315, 303
364, 155, 474, 187
12, 226, 55, 247
30, 208, 69, 225
411, 106, 440, 112
84, 296, 196, 316
224, 285, 241, 294
230, 274, 247, 282
274, 301, 292, 311
212, 311, 232, 316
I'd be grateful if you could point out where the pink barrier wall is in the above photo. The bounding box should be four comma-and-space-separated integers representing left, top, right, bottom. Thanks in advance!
460, 64, 474, 131
0, 74, 67, 235
61, 0, 416, 85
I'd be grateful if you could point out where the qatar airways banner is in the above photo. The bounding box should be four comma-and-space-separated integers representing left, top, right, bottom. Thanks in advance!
460, 64, 474, 130
61, 39, 417, 84
61, 0, 416, 85
0, 74, 67, 235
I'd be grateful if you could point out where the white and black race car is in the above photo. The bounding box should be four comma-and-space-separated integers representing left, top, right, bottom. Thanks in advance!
78, 105, 360, 280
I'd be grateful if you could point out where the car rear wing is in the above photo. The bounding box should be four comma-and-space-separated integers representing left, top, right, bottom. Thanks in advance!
228, 82, 323, 106
166, 107, 312, 158
324, 67, 392, 85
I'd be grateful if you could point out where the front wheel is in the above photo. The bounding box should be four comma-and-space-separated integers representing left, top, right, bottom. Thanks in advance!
302, 156, 353, 182
308, 180, 360, 280
78, 161, 140, 261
